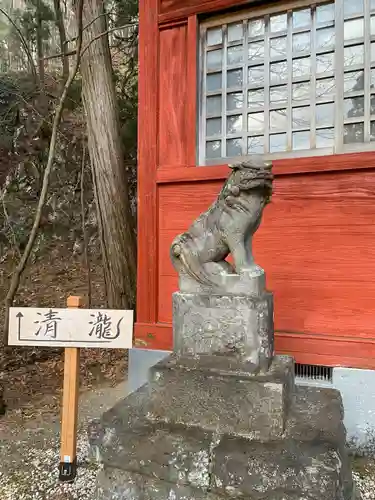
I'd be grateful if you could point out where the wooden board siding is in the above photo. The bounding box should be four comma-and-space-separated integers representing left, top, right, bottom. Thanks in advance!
137, 0, 159, 323
158, 170, 375, 336
158, 25, 187, 166
136, 0, 375, 368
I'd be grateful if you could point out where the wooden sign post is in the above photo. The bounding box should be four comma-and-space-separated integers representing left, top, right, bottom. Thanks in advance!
59, 295, 82, 482
8, 296, 134, 483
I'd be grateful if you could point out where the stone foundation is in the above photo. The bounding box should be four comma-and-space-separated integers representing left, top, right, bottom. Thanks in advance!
89, 354, 354, 500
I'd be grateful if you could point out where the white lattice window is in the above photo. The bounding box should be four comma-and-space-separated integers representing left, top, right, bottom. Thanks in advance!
198, 0, 375, 164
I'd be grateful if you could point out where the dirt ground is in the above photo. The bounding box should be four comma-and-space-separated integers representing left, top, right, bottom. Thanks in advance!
1, 347, 126, 416
0, 366, 128, 500
0, 252, 131, 498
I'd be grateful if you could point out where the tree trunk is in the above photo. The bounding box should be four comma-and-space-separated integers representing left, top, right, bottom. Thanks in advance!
78, 0, 136, 309
53, 0, 69, 82
36, 0, 45, 84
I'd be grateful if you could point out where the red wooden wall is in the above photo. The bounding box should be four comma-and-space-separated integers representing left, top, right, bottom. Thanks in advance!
136, 0, 375, 369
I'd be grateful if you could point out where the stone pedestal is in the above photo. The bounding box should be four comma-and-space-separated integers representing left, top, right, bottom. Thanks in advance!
90, 272, 354, 499
90, 352, 354, 500
173, 291, 274, 372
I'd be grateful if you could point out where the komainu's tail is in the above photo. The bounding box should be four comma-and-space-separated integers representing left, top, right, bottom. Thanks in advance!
170, 233, 221, 287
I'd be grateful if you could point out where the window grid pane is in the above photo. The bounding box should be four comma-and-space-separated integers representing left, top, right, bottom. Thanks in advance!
310, 5, 317, 148
364, 0, 372, 142
200, 0, 375, 162
286, 12, 293, 151
263, 16, 270, 152
221, 24, 228, 158
341, 0, 368, 143
242, 19, 249, 157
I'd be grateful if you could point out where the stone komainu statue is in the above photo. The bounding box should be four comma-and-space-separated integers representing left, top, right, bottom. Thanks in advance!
170, 157, 273, 292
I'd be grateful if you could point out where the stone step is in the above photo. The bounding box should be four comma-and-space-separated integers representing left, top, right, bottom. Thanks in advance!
146, 354, 294, 440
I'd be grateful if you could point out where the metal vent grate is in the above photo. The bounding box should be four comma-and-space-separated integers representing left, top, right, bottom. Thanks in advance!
295, 363, 333, 383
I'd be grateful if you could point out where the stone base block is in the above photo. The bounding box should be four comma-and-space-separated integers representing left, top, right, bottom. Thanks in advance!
88, 386, 211, 489
96, 467, 226, 500
90, 416, 212, 489
90, 385, 353, 500
211, 438, 348, 499
173, 291, 274, 371
147, 354, 294, 440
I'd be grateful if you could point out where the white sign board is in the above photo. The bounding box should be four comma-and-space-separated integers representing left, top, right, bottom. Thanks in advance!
8, 307, 133, 348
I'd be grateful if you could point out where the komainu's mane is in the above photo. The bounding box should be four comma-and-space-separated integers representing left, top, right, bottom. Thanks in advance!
219, 158, 274, 203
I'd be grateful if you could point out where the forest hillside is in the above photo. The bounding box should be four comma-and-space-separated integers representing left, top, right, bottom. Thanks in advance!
0, 0, 138, 411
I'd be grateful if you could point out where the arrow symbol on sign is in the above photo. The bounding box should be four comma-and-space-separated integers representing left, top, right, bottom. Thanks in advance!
16, 312, 23, 337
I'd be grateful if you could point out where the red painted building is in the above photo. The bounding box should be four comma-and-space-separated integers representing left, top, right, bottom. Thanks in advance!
135, 0, 375, 369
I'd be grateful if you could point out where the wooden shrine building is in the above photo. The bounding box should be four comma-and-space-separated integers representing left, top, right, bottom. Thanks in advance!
135, 0, 375, 370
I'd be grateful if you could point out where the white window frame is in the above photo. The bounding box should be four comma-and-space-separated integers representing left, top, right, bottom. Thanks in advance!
198, 0, 375, 165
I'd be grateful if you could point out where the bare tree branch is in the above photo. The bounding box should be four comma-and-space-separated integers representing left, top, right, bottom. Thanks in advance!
0, 7, 38, 84
80, 23, 137, 57
43, 49, 76, 61
2, 0, 85, 346
64, 10, 111, 44
43, 22, 138, 61
63, 9, 137, 45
